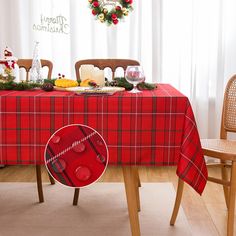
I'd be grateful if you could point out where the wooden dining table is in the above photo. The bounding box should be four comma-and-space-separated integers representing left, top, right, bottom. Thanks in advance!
0, 84, 208, 236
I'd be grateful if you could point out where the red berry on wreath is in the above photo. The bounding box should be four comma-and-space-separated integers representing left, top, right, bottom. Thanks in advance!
93, 1, 99, 7
113, 19, 119, 25
111, 13, 117, 20
116, 6, 121, 11
92, 9, 97, 15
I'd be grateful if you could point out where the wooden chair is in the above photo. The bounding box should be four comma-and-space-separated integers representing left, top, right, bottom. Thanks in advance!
170, 75, 236, 236
17, 59, 55, 203
74, 58, 142, 235
75, 59, 140, 81
73, 59, 141, 203
17, 59, 53, 81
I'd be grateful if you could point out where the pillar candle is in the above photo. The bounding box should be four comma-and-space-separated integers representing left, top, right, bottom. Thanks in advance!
80, 64, 94, 81
92, 69, 105, 87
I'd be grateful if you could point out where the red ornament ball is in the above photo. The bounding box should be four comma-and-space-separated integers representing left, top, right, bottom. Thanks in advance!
113, 19, 119, 25
93, 1, 99, 7
92, 9, 97, 15
111, 13, 117, 20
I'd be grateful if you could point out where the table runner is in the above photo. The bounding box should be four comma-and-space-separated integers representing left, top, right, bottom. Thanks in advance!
0, 84, 208, 194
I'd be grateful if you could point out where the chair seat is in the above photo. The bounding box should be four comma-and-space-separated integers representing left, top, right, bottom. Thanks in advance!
201, 139, 236, 161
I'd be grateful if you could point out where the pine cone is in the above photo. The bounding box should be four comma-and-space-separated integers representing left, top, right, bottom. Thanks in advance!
42, 83, 54, 92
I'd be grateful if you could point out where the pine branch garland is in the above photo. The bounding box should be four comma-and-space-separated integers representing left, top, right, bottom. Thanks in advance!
106, 77, 157, 90
0, 81, 41, 90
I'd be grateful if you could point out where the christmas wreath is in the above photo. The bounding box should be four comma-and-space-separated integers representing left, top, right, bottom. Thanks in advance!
89, 0, 133, 25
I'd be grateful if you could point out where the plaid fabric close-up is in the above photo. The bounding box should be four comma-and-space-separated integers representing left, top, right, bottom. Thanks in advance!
45, 125, 108, 187
0, 84, 208, 194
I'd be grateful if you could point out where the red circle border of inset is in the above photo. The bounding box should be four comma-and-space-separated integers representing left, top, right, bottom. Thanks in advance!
44, 124, 109, 189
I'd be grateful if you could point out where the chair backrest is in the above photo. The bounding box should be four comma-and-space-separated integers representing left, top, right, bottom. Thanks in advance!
75, 59, 140, 81
221, 75, 236, 138
17, 59, 53, 81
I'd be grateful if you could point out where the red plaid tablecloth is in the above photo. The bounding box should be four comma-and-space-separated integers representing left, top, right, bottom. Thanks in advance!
0, 84, 207, 194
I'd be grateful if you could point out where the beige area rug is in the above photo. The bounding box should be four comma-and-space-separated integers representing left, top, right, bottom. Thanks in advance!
0, 183, 191, 236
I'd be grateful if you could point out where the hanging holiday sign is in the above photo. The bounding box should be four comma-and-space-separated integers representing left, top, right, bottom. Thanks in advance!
33, 14, 70, 34
88, 0, 133, 25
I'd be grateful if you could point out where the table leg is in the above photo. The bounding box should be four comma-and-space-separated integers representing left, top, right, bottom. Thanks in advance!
48, 172, 55, 185
134, 166, 141, 212
36, 165, 44, 203
170, 178, 184, 225
122, 166, 141, 236
134, 166, 141, 187
73, 188, 80, 206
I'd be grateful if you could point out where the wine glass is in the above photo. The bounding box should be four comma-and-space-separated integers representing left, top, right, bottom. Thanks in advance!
125, 66, 145, 93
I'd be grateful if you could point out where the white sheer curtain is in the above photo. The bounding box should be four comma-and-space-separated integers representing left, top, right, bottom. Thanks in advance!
162, 0, 225, 139
0, 0, 236, 139
161, 0, 236, 138
0, 0, 161, 81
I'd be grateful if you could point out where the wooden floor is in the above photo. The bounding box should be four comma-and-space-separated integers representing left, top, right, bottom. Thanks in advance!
0, 165, 234, 236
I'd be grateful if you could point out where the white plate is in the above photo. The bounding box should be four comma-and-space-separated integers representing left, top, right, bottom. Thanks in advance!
65, 86, 125, 95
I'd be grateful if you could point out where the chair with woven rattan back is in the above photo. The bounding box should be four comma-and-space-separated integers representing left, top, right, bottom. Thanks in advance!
75, 59, 140, 81
73, 58, 141, 207
17, 58, 55, 203
17, 59, 53, 81
170, 75, 236, 236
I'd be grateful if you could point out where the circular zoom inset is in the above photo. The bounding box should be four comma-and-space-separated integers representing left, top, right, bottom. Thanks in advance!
44, 124, 108, 188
